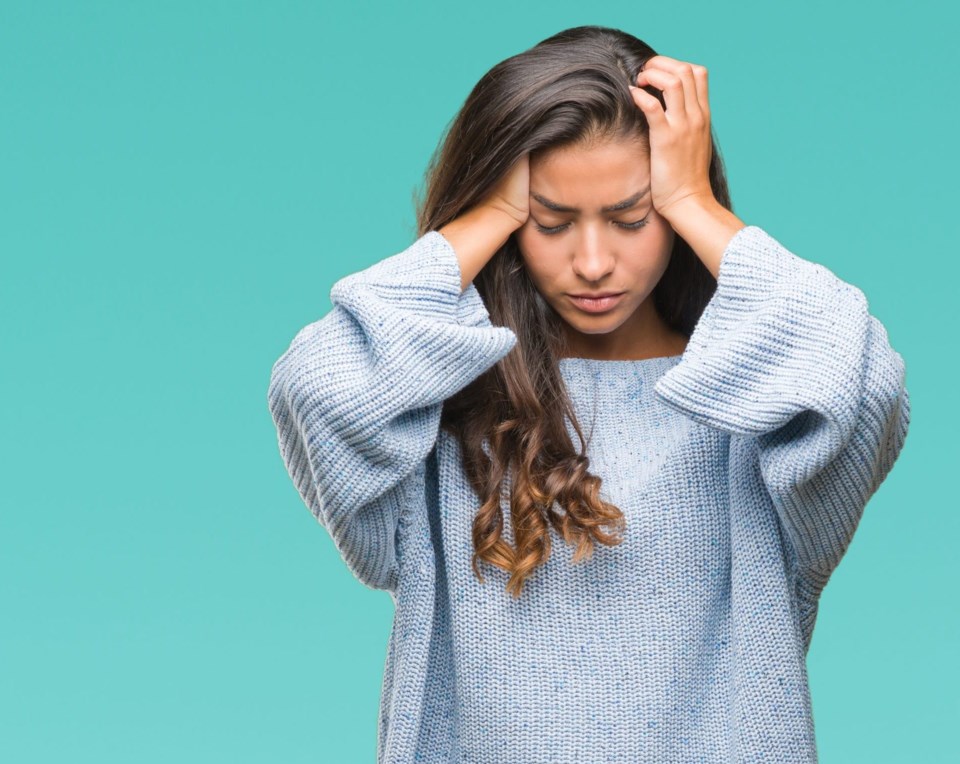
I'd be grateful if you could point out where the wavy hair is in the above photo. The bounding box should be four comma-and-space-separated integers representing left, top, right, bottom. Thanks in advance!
414, 25, 734, 598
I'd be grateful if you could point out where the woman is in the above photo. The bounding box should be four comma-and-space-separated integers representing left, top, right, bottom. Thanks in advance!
267, 25, 910, 763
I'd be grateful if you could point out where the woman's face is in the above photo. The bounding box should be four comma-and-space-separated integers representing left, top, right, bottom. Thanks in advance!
514, 135, 678, 359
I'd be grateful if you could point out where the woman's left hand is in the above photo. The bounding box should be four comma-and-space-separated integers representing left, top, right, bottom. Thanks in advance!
629, 55, 716, 222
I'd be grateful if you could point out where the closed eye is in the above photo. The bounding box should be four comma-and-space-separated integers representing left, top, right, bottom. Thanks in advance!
533, 216, 650, 235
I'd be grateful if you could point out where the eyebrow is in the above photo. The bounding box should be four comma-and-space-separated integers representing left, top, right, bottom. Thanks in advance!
530, 187, 651, 214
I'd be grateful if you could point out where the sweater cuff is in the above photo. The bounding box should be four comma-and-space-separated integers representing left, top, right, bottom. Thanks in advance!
329, 230, 495, 329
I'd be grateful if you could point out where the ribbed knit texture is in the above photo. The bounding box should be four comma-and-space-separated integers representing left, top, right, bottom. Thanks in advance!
267, 225, 911, 763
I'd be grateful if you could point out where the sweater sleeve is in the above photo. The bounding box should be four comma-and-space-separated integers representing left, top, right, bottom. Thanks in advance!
267, 231, 518, 592
653, 225, 911, 579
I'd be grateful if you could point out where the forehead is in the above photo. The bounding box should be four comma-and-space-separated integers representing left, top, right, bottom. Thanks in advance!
530, 137, 650, 208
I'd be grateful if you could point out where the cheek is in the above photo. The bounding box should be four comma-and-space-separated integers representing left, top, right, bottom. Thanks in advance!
654, 218, 677, 252
515, 225, 539, 259
632, 223, 675, 275
515, 230, 554, 283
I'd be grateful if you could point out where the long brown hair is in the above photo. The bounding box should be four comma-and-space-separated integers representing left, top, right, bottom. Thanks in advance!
414, 25, 734, 598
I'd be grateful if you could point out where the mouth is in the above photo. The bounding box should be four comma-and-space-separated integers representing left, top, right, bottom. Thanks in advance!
567, 292, 625, 314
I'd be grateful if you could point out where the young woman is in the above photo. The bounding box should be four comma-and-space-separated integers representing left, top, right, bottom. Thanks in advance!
267, 25, 911, 764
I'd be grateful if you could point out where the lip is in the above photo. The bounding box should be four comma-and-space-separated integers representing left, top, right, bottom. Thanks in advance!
567, 292, 625, 313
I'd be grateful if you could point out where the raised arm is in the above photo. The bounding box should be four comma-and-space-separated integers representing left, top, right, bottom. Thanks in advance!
266, 209, 522, 592
653, 225, 911, 585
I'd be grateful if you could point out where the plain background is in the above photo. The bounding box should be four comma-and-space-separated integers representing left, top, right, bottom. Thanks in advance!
2, 1, 955, 762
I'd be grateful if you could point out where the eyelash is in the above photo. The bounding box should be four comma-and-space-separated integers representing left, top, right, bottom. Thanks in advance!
533, 217, 650, 235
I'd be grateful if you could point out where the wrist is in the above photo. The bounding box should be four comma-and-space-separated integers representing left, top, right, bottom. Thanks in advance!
439, 204, 522, 293
475, 202, 526, 234
657, 190, 721, 227
659, 194, 746, 279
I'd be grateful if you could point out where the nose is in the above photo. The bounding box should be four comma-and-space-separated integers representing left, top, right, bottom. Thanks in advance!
571, 226, 615, 283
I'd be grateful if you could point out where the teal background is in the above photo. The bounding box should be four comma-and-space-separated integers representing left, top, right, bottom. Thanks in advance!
1, 1, 954, 762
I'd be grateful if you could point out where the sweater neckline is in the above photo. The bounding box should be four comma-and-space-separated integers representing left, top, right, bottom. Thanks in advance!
557, 354, 683, 365
557, 353, 683, 384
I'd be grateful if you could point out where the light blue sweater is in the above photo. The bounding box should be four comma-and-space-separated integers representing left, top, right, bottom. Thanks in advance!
267, 225, 911, 763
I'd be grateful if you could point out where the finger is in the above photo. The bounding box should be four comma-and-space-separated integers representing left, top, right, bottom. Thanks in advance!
629, 85, 667, 129
637, 55, 693, 79
676, 64, 701, 117
635, 67, 686, 122
692, 65, 710, 120
637, 57, 703, 117
639, 55, 685, 70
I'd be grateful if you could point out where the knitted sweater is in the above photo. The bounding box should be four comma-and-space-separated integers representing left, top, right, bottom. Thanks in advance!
267, 224, 911, 763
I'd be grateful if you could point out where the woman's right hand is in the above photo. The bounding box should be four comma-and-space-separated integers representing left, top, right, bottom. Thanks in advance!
481, 154, 530, 229
440, 154, 531, 292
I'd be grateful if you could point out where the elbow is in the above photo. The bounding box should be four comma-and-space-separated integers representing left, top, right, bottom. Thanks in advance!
863, 315, 911, 484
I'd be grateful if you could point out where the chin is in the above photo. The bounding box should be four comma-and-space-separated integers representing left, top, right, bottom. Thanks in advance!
563, 312, 626, 334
